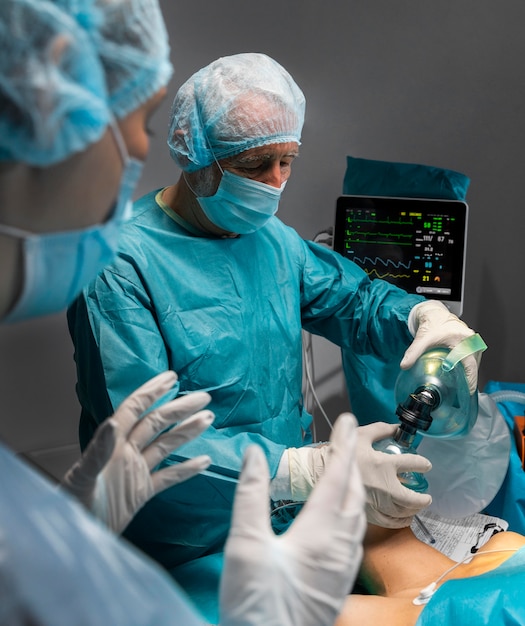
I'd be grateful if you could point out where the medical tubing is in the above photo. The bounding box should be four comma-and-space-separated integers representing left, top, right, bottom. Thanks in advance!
301, 229, 336, 439
412, 548, 520, 605
300, 229, 338, 438
271, 499, 306, 514
301, 330, 315, 415
302, 331, 333, 435
489, 390, 525, 406
305, 363, 333, 434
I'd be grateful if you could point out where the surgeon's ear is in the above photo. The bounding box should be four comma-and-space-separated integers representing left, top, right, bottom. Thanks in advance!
118, 87, 167, 161
49, 33, 70, 64
169, 129, 186, 147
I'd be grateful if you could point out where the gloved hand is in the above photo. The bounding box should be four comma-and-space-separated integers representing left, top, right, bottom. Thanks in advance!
61, 371, 214, 533
286, 443, 331, 501
220, 413, 366, 626
356, 421, 432, 528
400, 300, 481, 394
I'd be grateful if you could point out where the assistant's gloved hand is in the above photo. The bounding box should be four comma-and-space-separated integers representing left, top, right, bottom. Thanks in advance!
220, 413, 366, 626
400, 300, 481, 394
61, 371, 214, 533
356, 422, 432, 528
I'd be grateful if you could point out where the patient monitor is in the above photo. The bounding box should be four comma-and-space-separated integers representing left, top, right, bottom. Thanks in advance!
333, 195, 469, 316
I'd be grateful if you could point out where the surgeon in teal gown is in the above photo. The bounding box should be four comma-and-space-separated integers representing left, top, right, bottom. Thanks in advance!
68, 53, 482, 622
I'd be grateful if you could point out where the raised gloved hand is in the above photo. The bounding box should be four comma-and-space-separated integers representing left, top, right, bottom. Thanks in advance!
61, 371, 213, 533
400, 300, 482, 394
356, 421, 432, 528
220, 413, 366, 626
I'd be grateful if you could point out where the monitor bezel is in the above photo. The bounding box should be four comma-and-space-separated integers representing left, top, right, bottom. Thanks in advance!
333, 194, 469, 317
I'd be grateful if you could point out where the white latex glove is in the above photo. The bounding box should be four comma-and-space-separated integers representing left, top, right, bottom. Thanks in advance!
286, 443, 331, 501
400, 300, 481, 394
220, 413, 366, 626
62, 371, 213, 533
356, 422, 432, 528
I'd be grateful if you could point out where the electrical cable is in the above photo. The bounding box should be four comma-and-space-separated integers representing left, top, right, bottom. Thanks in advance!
300, 227, 337, 441
302, 333, 334, 437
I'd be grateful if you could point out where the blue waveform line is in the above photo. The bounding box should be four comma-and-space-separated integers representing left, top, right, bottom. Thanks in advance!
353, 256, 412, 270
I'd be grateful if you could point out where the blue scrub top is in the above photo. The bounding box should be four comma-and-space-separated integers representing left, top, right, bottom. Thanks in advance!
67, 188, 421, 620
0, 441, 207, 626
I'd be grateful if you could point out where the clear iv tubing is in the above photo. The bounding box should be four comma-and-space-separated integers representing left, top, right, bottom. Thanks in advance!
302, 330, 333, 436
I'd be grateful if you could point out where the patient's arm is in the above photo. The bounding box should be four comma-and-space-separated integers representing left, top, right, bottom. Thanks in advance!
336, 594, 422, 626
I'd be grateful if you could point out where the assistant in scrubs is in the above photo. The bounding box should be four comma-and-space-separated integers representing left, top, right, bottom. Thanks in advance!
0, 4, 366, 625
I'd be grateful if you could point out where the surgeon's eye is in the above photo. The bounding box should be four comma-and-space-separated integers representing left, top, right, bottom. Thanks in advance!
227, 162, 266, 178
237, 165, 263, 175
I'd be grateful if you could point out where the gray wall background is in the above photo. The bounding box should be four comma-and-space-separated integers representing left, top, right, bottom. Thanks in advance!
1, 0, 524, 477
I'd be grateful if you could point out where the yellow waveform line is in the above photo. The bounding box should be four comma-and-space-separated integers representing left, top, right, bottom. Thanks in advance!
366, 269, 411, 280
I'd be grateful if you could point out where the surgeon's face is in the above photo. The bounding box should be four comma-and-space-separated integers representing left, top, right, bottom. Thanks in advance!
182, 141, 299, 239
220, 141, 299, 189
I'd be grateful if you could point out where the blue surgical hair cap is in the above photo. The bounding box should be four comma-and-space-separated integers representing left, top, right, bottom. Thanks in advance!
77, 0, 173, 119
0, 0, 173, 166
167, 53, 306, 172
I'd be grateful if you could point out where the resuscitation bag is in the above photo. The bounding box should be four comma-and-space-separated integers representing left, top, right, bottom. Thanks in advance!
341, 155, 509, 517
345, 357, 510, 517
418, 392, 510, 518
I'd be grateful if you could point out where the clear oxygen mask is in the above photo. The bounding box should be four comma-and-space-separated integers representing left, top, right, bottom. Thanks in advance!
373, 334, 486, 493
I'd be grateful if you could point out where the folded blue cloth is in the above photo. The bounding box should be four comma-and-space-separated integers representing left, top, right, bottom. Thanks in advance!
343, 155, 470, 200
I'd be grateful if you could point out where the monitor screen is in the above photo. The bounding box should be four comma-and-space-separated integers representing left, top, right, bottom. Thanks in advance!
333, 195, 468, 315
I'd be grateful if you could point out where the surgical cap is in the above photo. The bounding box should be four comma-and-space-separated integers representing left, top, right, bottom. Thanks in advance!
168, 53, 306, 172
0, 0, 173, 166
72, 0, 174, 119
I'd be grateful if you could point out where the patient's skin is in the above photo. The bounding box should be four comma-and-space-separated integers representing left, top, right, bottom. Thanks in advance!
335, 525, 525, 626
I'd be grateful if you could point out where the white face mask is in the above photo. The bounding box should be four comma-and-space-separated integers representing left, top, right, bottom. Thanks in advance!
0, 123, 144, 323
197, 170, 285, 234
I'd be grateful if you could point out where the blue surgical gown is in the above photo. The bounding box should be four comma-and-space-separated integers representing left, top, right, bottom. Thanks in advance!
0, 441, 206, 626
67, 188, 423, 621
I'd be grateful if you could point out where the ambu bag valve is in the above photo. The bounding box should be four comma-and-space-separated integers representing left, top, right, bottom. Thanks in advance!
373, 334, 486, 492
